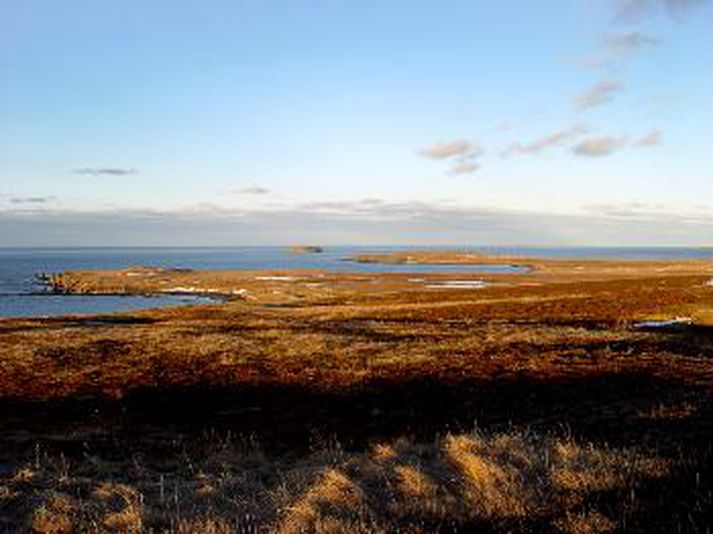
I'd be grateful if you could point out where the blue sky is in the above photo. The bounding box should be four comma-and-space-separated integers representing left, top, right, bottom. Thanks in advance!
1, 0, 712, 245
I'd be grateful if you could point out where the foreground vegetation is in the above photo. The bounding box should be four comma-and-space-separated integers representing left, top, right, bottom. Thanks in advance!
6, 428, 685, 533
2, 253, 713, 531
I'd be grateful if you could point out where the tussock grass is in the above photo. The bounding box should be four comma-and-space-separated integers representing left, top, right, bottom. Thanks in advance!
1, 430, 675, 532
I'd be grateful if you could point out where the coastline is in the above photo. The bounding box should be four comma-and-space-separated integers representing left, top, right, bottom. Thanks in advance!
39, 252, 713, 301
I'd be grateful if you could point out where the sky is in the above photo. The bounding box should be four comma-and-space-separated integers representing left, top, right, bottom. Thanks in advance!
1, 0, 712, 246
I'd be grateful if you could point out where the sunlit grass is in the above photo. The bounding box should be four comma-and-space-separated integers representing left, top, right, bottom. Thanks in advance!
2, 430, 676, 533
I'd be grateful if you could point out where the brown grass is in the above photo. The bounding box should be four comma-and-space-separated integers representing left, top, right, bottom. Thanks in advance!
2, 272, 713, 400
2, 254, 713, 531
1, 430, 676, 532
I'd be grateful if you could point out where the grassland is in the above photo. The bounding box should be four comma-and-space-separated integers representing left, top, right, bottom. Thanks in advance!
2, 253, 713, 532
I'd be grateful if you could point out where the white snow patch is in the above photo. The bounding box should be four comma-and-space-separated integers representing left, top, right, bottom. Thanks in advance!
634, 317, 693, 329
163, 287, 247, 297
425, 280, 488, 289
164, 286, 205, 293
255, 276, 297, 281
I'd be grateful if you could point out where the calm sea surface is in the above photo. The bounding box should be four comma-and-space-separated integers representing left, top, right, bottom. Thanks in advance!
0, 246, 711, 318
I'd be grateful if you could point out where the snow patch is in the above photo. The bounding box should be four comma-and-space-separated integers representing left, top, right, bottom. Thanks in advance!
425, 280, 488, 289
164, 286, 205, 293
163, 287, 248, 297
634, 317, 693, 329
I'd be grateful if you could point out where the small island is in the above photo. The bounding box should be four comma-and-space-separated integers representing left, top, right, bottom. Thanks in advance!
289, 245, 324, 254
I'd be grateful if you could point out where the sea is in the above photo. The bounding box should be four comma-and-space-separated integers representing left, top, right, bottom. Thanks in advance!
0, 246, 711, 318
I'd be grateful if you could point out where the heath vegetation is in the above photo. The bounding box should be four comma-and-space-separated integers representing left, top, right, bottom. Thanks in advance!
2, 254, 713, 531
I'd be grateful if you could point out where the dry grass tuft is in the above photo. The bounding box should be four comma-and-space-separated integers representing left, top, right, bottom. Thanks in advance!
552, 441, 668, 494
276, 468, 368, 533
172, 518, 236, 533
29, 492, 77, 534
13, 467, 35, 484
554, 510, 617, 533
444, 433, 532, 517
93, 482, 143, 532
0, 429, 685, 532
394, 464, 436, 500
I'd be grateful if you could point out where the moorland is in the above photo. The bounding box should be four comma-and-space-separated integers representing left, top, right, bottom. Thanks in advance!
2, 251, 713, 532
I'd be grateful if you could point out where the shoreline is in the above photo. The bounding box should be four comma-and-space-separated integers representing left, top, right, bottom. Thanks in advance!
40, 251, 713, 296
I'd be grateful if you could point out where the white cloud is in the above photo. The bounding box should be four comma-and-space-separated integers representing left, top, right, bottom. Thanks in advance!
419, 139, 484, 176
2, 201, 712, 246
502, 125, 587, 157
574, 80, 622, 110
572, 129, 662, 156
419, 140, 482, 159
73, 167, 138, 176
572, 136, 629, 157
448, 161, 480, 175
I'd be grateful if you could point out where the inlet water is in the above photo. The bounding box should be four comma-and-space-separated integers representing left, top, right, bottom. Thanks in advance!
1, 246, 710, 318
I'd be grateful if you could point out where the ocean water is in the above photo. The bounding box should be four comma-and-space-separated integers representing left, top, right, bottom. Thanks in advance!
0, 246, 711, 318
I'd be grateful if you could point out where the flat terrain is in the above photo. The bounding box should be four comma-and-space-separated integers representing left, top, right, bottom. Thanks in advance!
2, 253, 713, 532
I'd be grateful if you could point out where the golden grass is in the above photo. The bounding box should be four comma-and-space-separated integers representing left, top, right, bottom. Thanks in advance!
553, 511, 617, 533
692, 307, 713, 326
276, 468, 368, 533
3, 255, 713, 531
93, 483, 143, 532
2, 271, 712, 400
29, 492, 76, 534
1, 430, 675, 533
444, 434, 532, 517
551, 441, 668, 493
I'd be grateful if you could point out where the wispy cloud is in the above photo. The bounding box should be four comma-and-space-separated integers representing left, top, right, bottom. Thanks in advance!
73, 167, 138, 176
606, 32, 659, 54
419, 140, 481, 159
448, 161, 480, 175
651, 93, 681, 111
572, 129, 663, 157
574, 80, 622, 110
493, 120, 514, 132
583, 201, 666, 218
616, 0, 653, 20
615, 0, 710, 21
9, 196, 56, 204
419, 139, 484, 175
634, 129, 663, 146
237, 186, 270, 195
580, 32, 659, 69
572, 136, 629, 157
2, 201, 712, 246
502, 125, 587, 157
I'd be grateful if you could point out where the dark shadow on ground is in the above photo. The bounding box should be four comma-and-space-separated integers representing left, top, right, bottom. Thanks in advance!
2, 370, 713, 532
2, 371, 711, 457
